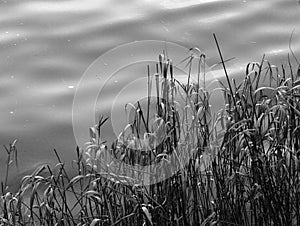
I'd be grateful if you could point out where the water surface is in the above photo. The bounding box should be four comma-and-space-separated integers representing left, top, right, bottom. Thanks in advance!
0, 0, 299, 186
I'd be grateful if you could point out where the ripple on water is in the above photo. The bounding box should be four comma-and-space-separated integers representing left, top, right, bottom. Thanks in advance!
0, 0, 299, 187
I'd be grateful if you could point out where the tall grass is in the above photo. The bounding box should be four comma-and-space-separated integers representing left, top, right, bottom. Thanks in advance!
1, 36, 300, 225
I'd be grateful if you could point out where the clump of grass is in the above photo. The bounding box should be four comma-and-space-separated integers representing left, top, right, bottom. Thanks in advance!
211, 35, 300, 225
1, 35, 300, 225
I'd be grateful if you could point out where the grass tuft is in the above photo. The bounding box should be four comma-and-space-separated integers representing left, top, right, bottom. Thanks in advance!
1, 36, 300, 225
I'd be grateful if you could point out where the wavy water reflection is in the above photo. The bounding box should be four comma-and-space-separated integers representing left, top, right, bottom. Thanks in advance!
0, 0, 299, 185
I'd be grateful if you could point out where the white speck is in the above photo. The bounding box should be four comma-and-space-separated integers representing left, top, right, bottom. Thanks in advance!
68, 85, 74, 89
270, 49, 283, 55
5, 31, 8, 34
10, 75, 14, 79
67, 39, 71, 42
103, 63, 108, 66
10, 111, 14, 115
114, 80, 118, 83
16, 34, 20, 37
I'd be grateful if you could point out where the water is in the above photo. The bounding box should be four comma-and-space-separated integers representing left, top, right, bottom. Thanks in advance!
0, 0, 299, 187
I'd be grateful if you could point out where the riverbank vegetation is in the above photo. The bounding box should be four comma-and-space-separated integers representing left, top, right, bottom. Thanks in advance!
1, 35, 300, 225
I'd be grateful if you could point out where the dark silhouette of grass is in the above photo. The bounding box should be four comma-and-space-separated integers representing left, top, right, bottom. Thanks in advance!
1, 35, 300, 225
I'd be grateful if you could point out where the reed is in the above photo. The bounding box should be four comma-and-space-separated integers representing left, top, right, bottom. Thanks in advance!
1, 36, 300, 225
